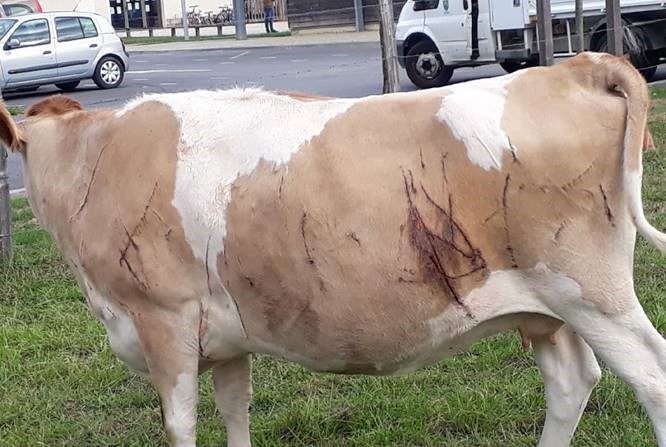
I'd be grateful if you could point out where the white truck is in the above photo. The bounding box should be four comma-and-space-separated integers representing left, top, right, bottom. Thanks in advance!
395, 0, 666, 87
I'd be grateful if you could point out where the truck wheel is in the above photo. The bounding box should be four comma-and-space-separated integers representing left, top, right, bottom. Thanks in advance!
593, 26, 656, 81
406, 40, 453, 89
500, 58, 538, 73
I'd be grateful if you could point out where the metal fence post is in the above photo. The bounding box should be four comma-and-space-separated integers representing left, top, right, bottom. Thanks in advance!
0, 143, 12, 263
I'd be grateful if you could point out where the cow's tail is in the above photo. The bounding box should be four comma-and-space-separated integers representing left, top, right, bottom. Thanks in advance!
603, 53, 666, 254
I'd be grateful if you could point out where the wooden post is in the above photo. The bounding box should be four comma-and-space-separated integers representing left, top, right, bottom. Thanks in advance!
575, 0, 584, 52
378, 0, 399, 93
536, 0, 554, 65
139, 0, 148, 29
0, 144, 11, 263
605, 0, 622, 56
354, 0, 364, 32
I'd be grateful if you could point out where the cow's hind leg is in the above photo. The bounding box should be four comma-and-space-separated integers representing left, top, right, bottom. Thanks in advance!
533, 326, 601, 447
550, 291, 666, 446
137, 311, 201, 447
213, 354, 252, 447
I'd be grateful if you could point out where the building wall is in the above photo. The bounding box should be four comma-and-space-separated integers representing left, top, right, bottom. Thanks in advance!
40, 0, 111, 20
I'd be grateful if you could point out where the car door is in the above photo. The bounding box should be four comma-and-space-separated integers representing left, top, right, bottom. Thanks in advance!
54, 15, 102, 78
1, 17, 56, 86
423, 0, 472, 63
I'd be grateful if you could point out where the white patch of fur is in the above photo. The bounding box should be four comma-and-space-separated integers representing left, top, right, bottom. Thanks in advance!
81, 275, 147, 373
120, 88, 357, 265
169, 372, 198, 447
436, 72, 522, 171
626, 168, 666, 254
389, 263, 578, 374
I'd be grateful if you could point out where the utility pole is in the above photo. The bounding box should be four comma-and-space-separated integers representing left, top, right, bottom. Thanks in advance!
181, 0, 189, 40
123, 0, 131, 38
0, 144, 11, 263
378, 0, 399, 93
354, 0, 364, 32
575, 0, 584, 53
536, 0, 554, 65
233, 0, 247, 40
605, 0, 623, 56
139, 0, 148, 29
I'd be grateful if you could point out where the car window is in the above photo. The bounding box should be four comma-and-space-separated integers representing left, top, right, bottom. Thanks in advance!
79, 17, 97, 38
3, 4, 32, 16
55, 17, 98, 41
9, 18, 49, 47
55, 17, 83, 41
0, 18, 16, 39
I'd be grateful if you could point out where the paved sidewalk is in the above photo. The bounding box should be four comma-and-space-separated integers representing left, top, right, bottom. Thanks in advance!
126, 29, 379, 52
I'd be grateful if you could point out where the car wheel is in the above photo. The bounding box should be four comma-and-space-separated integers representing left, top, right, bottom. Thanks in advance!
93, 56, 124, 89
55, 81, 80, 92
500, 58, 538, 74
405, 40, 453, 89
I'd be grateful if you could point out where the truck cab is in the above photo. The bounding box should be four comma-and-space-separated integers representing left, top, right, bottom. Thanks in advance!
396, 0, 666, 88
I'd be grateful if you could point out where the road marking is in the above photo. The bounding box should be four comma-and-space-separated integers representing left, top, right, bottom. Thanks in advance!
133, 60, 148, 63
131, 78, 149, 81
260, 56, 277, 59
219, 61, 235, 65
291, 59, 307, 63
159, 82, 178, 86
332, 54, 348, 57
231, 50, 250, 59
193, 58, 209, 61
127, 69, 212, 74
10, 187, 25, 196
210, 76, 228, 80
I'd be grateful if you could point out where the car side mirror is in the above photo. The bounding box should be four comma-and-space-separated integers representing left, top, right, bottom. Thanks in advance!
4, 38, 20, 50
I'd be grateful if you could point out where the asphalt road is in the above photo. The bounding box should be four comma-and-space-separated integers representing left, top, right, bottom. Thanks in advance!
5, 41, 666, 191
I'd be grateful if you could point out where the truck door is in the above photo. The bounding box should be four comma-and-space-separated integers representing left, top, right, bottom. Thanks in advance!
423, 0, 472, 63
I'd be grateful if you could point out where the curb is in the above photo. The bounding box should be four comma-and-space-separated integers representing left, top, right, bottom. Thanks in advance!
127, 39, 379, 53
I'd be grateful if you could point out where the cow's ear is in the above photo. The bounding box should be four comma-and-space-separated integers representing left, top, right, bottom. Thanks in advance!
0, 102, 25, 152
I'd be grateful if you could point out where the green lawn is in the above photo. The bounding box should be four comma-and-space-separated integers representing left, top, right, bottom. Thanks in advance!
122, 31, 291, 46
1, 90, 665, 446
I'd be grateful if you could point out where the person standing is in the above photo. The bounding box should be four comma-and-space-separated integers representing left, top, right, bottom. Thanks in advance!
263, 0, 277, 33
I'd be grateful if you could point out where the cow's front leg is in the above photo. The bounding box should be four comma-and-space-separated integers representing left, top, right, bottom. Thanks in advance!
533, 326, 601, 447
213, 354, 253, 447
136, 308, 201, 447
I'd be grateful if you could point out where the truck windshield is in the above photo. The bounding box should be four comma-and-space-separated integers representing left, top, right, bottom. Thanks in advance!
0, 19, 16, 39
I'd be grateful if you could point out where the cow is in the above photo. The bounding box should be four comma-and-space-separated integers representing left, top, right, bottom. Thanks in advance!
1, 52, 664, 447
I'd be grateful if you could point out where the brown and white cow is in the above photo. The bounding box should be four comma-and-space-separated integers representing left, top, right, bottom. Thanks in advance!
1, 52, 665, 446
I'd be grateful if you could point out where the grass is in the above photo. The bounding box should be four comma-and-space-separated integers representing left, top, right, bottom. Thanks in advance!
0, 90, 665, 446
122, 31, 291, 46
6, 106, 23, 116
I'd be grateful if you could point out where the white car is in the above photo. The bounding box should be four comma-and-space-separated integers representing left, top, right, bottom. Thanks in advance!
0, 11, 129, 93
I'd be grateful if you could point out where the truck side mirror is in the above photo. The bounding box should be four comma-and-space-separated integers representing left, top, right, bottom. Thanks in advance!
4, 38, 20, 50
